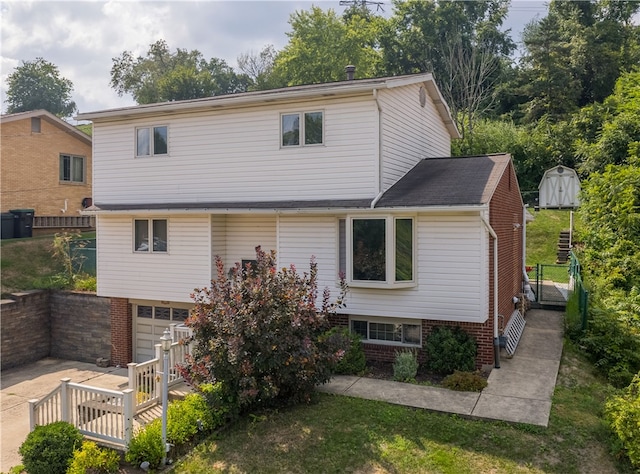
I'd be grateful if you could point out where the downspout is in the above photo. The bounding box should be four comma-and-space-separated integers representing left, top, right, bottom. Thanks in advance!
373, 88, 383, 194
481, 215, 500, 369
523, 206, 527, 276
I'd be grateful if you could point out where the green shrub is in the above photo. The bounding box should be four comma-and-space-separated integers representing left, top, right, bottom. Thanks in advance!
200, 382, 234, 424
66, 441, 120, 474
326, 327, 366, 375
604, 373, 640, 467
179, 247, 348, 410
125, 419, 164, 469
425, 326, 477, 375
168, 393, 217, 445
19, 421, 83, 474
393, 350, 419, 382
580, 305, 640, 387
442, 371, 488, 392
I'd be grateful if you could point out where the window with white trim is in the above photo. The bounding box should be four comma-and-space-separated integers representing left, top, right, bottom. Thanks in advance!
136, 125, 168, 156
350, 317, 421, 346
343, 216, 415, 287
281, 111, 323, 146
59, 154, 85, 183
134, 219, 167, 252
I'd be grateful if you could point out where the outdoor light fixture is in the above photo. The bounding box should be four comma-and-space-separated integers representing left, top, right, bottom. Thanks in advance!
160, 328, 172, 466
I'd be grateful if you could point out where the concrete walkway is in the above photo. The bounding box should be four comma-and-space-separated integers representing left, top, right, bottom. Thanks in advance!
1, 359, 129, 472
319, 309, 564, 427
1, 309, 563, 472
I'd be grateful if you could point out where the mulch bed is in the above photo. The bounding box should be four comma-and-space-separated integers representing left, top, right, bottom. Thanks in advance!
361, 360, 446, 385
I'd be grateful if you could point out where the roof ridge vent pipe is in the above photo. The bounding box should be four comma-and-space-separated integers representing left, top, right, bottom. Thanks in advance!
345, 65, 356, 81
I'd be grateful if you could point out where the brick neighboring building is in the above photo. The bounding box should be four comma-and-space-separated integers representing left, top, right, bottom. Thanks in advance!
1, 110, 92, 217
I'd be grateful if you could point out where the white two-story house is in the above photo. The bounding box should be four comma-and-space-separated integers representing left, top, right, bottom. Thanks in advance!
78, 73, 525, 369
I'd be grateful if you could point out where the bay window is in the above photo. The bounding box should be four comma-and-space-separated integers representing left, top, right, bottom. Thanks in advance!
346, 216, 415, 287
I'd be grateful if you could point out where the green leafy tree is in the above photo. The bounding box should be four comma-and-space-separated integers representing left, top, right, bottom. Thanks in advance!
513, 0, 640, 124
5, 58, 76, 117
237, 45, 284, 91
180, 247, 348, 411
271, 6, 383, 86
110, 40, 250, 104
576, 70, 640, 173
380, 0, 514, 150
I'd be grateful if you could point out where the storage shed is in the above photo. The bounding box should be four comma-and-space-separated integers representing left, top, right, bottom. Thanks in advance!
538, 165, 580, 209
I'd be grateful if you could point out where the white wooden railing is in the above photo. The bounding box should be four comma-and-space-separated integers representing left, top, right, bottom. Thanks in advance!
29, 379, 135, 448
127, 323, 193, 413
28, 323, 193, 450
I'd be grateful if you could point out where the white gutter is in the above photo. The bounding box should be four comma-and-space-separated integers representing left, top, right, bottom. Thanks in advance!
480, 215, 500, 369
83, 203, 489, 216
373, 88, 383, 194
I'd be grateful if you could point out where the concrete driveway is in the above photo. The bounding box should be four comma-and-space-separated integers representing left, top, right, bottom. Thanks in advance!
1, 358, 128, 472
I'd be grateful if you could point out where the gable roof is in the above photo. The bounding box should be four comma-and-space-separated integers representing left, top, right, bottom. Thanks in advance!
1, 109, 91, 145
375, 154, 512, 208
76, 73, 460, 139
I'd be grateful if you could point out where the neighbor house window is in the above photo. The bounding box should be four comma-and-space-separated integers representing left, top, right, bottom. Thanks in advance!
348, 216, 414, 286
31, 117, 41, 133
281, 111, 323, 147
136, 125, 168, 156
134, 219, 167, 252
350, 318, 421, 346
59, 154, 85, 183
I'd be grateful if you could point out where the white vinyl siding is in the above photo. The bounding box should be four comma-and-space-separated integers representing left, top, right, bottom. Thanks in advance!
342, 213, 488, 323
96, 214, 211, 302
378, 85, 451, 190
277, 215, 338, 292
210, 215, 277, 274
92, 97, 378, 204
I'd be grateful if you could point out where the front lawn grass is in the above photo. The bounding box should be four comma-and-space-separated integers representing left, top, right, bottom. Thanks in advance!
170, 342, 633, 474
526, 209, 573, 265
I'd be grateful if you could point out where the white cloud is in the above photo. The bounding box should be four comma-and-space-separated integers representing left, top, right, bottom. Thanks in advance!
0, 0, 550, 116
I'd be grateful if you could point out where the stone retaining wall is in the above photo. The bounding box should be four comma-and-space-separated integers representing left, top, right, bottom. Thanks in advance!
0, 291, 51, 369
0, 290, 110, 370
50, 292, 111, 364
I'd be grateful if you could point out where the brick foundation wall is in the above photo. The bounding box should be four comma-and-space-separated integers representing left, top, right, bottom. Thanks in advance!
110, 298, 132, 367
0, 291, 51, 370
332, 315, 495, 369
50, 292, 111, 363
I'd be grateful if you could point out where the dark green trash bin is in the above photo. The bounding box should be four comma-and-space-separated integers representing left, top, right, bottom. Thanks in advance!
1, 213, 15, 239
10, 209, 34, 238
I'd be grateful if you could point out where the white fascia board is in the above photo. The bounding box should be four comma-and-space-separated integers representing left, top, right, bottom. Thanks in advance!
84, 204, 487, 216
76, 74, 437, 122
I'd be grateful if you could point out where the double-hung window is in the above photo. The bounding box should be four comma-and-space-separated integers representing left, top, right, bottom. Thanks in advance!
350, 318, 421, 346
136, 125, 168, 157
59, 154, 85, 183
134, 219, 167, 253
281, 111, 323, 147
341, 216, 415, 287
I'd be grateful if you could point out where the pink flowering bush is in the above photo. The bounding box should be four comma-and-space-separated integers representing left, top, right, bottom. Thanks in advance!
179, 247, 348, 412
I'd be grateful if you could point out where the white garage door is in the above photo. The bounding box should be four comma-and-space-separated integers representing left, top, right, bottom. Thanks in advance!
134, 303, 191, 362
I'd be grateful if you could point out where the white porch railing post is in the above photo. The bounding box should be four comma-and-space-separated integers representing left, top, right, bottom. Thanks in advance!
60, 378, 71, 422
122, 389, 134, 447
28, 399, 38, 431
170, 323, 177, 341
127, 362, 137, 391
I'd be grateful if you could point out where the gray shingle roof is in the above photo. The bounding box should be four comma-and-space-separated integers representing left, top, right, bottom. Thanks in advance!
375, 154, 511, 208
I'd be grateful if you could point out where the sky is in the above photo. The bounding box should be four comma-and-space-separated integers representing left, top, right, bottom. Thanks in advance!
0, 0, 550, 120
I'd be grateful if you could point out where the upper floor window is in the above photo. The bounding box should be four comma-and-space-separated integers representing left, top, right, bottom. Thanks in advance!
59, 154, 85, 184
281, 111, 323, 147
342, 216, 415, 288
134, 219, 167, 253
136, 125, 168, 157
